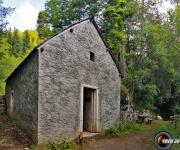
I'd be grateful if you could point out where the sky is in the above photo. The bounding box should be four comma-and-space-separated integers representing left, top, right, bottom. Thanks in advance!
3, 0, 46, 31
158, 0, 175, 13
3, 0, 175, 31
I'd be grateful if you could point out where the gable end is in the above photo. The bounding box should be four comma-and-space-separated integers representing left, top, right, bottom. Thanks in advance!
5, 17, 121, 82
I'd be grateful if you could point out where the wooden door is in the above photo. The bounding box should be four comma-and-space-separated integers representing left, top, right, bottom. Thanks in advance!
83, 88, 94, 132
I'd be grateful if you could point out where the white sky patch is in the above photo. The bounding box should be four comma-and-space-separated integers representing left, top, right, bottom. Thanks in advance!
158, 0, 175, 13
15, 2, 38, 30
4, 0, 45, 31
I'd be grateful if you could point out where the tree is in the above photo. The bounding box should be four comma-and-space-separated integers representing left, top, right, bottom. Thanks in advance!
101, 0, 136, 76
22, 30, 31, 53
0, 0, 14, 31
0, 1, 42, 95
7, 28, 13, 53
0, 52, 19, 95
7, 28, 22, 57
0, 0, 17, 95
44, 0, 104, 31
0, 0, 14, 56
37, 10, 53, 39
122, 1, 180, 118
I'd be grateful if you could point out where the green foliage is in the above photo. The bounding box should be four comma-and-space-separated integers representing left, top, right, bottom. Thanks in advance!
32, 135, 79, 150
22, 30, 31, 53
0, 1, 16, 95
105, 121, 148, 137
101, 0, 135, 75
0, 0, 14, 58
122, 3, 180, 116
157, 121, 180, 138
121, 84, 130, 105
0, 53, 19, 95
7, 29, 41, 57
121, 84, 129, 98
102, 0, 134, 48
0, 29, 41, 95
38, 0, 106, 39
10, 28, 22, 57
45, 0, 104, 30
37, 10, 54, 39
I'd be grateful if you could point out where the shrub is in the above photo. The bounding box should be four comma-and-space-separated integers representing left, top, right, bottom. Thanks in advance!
121, 84, 131, 105
33, 135, 79, 150
105, 121, 148, 137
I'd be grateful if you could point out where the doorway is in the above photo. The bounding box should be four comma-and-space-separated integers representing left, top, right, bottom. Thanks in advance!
80, 84, 99, 133
83, 87, 94, 131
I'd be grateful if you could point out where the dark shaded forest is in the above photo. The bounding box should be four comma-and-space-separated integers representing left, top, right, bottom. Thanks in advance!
0, 0, 179, 119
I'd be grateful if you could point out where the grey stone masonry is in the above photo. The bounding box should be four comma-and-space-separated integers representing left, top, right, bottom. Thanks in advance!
5, 18, 121, 143
5, 51, 38, 141
38, 19, 120, 143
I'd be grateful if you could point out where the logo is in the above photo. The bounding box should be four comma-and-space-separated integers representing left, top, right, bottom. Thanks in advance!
154, 131, 173, 150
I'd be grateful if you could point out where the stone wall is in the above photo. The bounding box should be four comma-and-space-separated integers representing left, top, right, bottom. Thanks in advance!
38, 19, 120, 143
5, 51, 38, 141
121, 105, 135, 121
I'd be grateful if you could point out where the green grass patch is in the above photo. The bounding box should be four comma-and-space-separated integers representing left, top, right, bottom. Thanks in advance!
105, 121, 149, 137
156, 121, 180, 138
32, 135, 79, 150
155, 120, 180, 150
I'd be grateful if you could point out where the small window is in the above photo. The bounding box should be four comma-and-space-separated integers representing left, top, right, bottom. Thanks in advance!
90, 52, 95, 62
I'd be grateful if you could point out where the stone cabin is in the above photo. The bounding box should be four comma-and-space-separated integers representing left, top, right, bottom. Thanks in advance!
5, 18, 121, 143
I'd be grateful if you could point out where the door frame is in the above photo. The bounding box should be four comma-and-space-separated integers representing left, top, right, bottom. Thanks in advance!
80, 84, 99, 133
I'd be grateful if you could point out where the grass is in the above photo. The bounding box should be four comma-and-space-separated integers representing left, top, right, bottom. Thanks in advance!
105, 121, 149, 137
31, 135, 79, 150
156, 121, 180, 138
154, 120, 180, 150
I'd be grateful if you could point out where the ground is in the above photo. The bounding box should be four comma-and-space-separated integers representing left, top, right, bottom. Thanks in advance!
0, 115, 179, 150
82, 131, 152, 150
82, 122, 160, 150
0, 115, 32, 150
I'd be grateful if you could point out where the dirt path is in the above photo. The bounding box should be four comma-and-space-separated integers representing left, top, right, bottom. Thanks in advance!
82, 122, 161, 150
0, 115, 32, 150
82, 131, 152, 150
